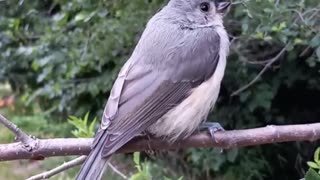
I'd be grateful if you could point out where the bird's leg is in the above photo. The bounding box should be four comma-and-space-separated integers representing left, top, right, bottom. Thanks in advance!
139, 131, 156, 156
199, 122, 225, 142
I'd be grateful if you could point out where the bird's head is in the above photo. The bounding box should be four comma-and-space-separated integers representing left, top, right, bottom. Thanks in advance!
167, 0, 231, 26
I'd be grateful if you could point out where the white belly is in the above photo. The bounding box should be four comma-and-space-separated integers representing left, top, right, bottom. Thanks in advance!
148, 26, 229, 141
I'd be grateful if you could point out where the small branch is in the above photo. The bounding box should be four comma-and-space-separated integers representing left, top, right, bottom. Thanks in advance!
231, 44, 290, 96
26, 156, 87, 180
27, 157, 128, 180
1, 123, 320, 161
0, 114, 38, 151
108, 162, 128, 179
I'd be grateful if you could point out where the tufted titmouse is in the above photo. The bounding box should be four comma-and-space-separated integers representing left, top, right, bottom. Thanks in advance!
76, 0, 230, 179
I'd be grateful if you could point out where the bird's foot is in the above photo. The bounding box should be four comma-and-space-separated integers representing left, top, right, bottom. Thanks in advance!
138, 131, 156, 156
199, 122, 225, 143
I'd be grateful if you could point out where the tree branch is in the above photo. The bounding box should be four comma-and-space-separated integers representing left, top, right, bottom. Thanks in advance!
0, 114, 38, 151
1, 123, 320, 161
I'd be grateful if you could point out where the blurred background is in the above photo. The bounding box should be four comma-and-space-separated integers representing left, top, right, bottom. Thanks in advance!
0, 0, 319, 179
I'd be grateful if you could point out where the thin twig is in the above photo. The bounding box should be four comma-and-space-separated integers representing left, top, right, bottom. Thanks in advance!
231, 44, 290, 96
292, 9, 307, 24
108, 162, 128, 179
0, 113, 38, 151
26, 156, 87, 180
27, 157, 128, 180
232, 0, 249, 7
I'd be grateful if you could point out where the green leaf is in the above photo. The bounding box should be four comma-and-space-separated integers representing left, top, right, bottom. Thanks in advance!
135, 165, 142, 172
308, 162, 320, 169
279, 22, 287, 30
84, 112, 89, 125
68, 113, 96, 138
129, 173, 144, 180
89, 118, 97, 137
133, 152, 140, 165
305, 169, 320, 180
315, 147, 320, 164
74, 12, 89, 22
142, 162, 151, 178
294, 38, 303, 45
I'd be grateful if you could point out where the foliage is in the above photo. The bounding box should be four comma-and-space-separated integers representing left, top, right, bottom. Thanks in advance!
0, 85, 71, 143
130, 152, 152, 180
0, 0, 163, 116
306, 147, 320, 179
305, 169, 320, 180
68, 112, 96, 138
0, 85, 73, 180
130, 152, 184, 180
1, 0, 320, 179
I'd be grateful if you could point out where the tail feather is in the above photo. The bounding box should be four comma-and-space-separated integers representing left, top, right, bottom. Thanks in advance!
76, 134, 110, 180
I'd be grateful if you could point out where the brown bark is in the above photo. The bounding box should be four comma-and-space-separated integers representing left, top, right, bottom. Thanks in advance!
1, 123, 320, 161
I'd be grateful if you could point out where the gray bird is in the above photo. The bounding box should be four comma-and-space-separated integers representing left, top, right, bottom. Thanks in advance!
76, 0, 230, 179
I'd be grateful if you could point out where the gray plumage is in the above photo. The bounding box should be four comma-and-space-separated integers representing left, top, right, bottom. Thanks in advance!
76, 0, 230, 179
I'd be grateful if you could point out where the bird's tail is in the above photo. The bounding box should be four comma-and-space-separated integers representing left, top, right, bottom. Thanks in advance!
76, 136, 110, 180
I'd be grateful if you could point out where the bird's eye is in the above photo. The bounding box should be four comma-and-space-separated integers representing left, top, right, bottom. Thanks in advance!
200, 2, 210, 12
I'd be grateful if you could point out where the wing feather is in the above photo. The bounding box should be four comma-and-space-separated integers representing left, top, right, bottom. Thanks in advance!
101, 81, 191, 157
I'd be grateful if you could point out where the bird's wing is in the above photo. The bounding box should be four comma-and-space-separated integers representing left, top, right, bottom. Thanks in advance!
93, 25, 222, 157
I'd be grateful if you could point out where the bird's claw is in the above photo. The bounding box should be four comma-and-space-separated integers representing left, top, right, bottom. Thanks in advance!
199, 122, 225, 143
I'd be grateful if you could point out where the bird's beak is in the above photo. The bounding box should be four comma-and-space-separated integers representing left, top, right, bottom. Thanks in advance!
217, 2, 231, 14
